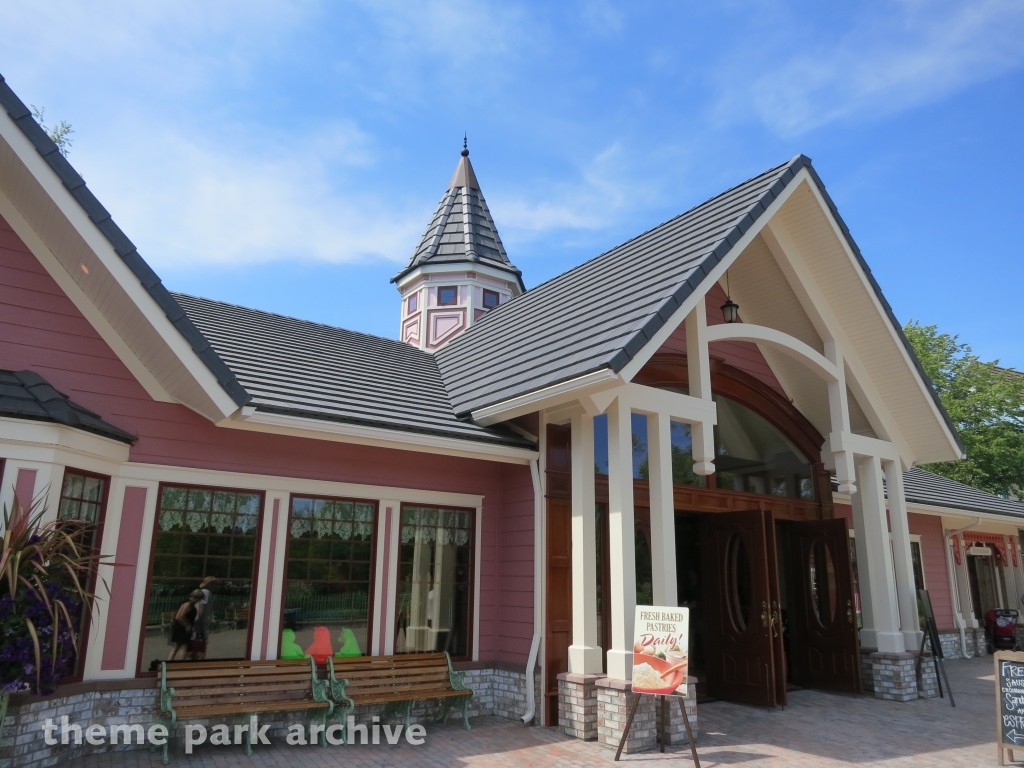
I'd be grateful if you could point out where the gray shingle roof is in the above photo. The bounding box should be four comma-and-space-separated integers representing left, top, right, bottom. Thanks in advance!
0, 71, 250, 408
436, 155, 962, 457
392, 149, 523, 288
436, 157, 807, 417
174, 294, 533, 449
903, 467, 1024, 519
0, 370, 136, 444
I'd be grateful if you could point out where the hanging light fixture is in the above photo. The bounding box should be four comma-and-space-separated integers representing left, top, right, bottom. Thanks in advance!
721, 271, 739, 323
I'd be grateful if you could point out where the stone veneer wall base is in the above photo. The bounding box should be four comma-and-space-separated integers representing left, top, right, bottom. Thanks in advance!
0, 666, 540, 768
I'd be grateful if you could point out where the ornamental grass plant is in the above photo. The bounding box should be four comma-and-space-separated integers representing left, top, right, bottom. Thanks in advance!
0, 491, 103, 695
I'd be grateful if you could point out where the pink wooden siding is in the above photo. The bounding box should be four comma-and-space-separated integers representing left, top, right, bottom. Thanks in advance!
101, 486, 148, 670
14, 467, 37, 509
657, 281, 788, 395
908, 512, 954, 629
832, 503, 954, 629
495, 463, 536, 662
0, 214, 534, 665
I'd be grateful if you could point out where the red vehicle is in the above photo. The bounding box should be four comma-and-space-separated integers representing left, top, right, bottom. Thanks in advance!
985, 608, 1020, 653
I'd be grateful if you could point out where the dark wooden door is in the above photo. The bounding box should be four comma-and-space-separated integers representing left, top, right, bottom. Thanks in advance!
789, 518, 861, 693
700, 509, 779, 706
544, 424, 572, 726
763, 511, 788, 706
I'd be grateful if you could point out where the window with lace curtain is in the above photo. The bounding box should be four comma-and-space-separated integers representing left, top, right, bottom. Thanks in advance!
140, 485, 263, 672
394, 505, 475, 660
282, 496, 377, 658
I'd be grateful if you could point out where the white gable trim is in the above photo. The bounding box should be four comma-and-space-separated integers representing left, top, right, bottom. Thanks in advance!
0, 109, 240, 421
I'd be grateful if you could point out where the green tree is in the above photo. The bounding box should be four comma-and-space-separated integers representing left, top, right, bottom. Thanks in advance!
30, 105, 73, 157
904, 321, 1024, 497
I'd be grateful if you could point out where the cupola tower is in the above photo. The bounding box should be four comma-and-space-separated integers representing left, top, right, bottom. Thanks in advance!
392, 142, 524, 351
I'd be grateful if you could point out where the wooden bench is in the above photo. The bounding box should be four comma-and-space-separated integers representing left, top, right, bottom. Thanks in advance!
158, 658, 333, 763
327, 652, 473, 741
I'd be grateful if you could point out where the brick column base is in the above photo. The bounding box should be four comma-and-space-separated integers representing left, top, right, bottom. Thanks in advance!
870, 651, 918, 702
916, 652, 940, 698
557, 672, 601, 740
596, 678, 657, 753
654, 676, 699, 745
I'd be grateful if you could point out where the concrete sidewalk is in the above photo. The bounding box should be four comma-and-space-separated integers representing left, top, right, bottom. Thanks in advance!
80, 656, 1001, 767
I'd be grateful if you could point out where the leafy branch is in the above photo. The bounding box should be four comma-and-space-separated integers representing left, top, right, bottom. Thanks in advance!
30, 104, 74, 157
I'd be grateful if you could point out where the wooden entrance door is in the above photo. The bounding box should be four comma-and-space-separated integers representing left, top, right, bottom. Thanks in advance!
700, 509, 783, 706
789, 518, 861, 693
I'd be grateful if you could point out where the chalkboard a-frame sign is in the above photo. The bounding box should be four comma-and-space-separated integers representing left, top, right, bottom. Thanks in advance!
995, 651, 1024, 765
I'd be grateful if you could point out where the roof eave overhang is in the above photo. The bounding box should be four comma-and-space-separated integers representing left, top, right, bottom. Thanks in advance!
394, 260, 525, 293
392, 259, 525, 292
221, 407, 539, 465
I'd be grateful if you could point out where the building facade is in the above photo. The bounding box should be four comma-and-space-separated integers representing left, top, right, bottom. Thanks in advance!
2, 70, 1024, 762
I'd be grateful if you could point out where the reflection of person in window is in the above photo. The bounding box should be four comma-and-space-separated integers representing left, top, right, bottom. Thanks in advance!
427, 588, 434, 629
190, 576, 216, 660
169, 591, 203, 661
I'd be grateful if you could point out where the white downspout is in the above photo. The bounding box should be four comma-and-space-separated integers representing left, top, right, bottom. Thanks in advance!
522, 457, 543, 724
946, 518, 981, 658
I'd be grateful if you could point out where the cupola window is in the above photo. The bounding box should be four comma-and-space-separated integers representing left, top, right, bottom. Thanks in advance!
438, 286, 458, 306
482, 289, 500, 310
407, 294, 418, 313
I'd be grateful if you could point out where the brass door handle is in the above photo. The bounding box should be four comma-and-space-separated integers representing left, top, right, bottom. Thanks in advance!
846, 599, 853, 624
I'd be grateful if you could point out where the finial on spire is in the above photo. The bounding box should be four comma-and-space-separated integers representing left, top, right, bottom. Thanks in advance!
461, 133, 469, 157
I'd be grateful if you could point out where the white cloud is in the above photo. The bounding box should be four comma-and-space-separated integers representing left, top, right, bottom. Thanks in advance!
713, 0, 1024, 136
491, 141, 661, 237
77, 123, 424, 269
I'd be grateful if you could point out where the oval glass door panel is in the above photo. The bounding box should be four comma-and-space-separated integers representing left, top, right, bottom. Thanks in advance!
725, 534, 753, 632
809, 538, 838, 627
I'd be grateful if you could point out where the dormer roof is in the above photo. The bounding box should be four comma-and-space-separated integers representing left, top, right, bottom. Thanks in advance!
392, 146, 523, 289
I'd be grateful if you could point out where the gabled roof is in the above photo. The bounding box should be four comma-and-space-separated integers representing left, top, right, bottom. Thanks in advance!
392, 147, 522, 288
902, 467, 1024, 520
436, 155, 961, 461
0, 370, 136, 444
0, 71, 250, 412
175, 294, 533, 449
436, 157, 805, 416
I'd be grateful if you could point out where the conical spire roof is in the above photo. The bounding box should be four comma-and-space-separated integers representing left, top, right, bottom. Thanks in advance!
392, 144, 523, 287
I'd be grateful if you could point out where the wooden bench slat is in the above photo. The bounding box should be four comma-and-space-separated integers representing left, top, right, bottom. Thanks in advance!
336, 668, 451, 683
168, 672, 313, 687
166, 665, 310, 679
176, 700, 330, 718
171, 682, 316, 699
177, 690, 322, 707
349, 689, 470, 705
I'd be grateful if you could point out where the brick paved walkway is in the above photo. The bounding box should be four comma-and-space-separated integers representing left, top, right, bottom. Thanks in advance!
79, 657, 1000, 767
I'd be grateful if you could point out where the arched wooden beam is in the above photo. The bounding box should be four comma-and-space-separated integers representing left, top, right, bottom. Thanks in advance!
704, 323, 839, 383
634, 353, 825, 464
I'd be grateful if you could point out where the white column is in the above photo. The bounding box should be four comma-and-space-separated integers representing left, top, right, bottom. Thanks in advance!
685, 298, 715, 475
883, 460, 922, 649
569, 410, 602, 673
851, 456, 904, 652
606, 397, 636, 681
825, 342, 856, 493
950, 535, 980, 629
647, 412, 678, 607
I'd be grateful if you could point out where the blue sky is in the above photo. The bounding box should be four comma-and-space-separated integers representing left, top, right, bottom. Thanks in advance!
4, 1, 1024, 367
